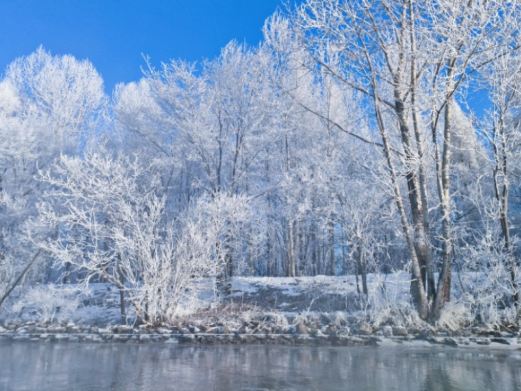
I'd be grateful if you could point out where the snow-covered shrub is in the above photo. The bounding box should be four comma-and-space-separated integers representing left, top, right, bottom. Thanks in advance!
457, 229, 520, 326
11, 284, 82, 324
436, 301, 473, 331
36, 151, 255, 325
177, 192, 253, 298
363, 272, 424, 328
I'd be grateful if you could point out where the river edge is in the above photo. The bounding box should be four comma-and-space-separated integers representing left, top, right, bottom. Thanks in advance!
1, 328, 520, 349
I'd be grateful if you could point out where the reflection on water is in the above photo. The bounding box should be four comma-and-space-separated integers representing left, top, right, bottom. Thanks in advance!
0, 341, 519, 391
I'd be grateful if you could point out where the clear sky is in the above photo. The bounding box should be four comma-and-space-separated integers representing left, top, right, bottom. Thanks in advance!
0, 0, 291, 91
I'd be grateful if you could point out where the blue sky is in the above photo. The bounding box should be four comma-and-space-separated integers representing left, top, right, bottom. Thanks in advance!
0, 0, 291, 91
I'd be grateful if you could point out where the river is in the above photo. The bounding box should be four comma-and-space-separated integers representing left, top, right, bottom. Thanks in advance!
0, 341, 519, 390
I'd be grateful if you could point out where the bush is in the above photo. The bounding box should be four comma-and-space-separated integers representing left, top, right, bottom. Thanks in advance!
11, 284, 83, 323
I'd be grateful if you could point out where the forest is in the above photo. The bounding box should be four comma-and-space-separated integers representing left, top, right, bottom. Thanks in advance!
1, 0, 521, 331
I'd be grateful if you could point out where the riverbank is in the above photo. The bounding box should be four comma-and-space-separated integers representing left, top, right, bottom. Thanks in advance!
1, 322, 519, 349
1, 274, 519, 349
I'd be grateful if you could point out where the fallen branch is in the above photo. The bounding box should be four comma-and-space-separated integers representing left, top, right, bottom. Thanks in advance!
0, 249, 42, 309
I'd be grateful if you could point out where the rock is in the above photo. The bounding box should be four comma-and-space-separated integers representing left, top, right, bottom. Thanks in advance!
156, 327, 172, 334
188, 325, 201, 333
458, 338, 470, 345
491, 337, 511, 345
476, 338, 491, 345
392, 326, 408, 337
382, 326, 393, 337
348, 336, 366, 345
66, 323, 80, 332
7, 322, 21, 331
17, 327, 29, 334
314, 329, 327, 338
475, 328, 500, 337
287, 325, 296, 334
208, 326, 224, 334
113, 325, 134, 334
427, 336, 442, 344
417, 329, 433, 339
358, 322, 373, 335
443, 337, 458, 347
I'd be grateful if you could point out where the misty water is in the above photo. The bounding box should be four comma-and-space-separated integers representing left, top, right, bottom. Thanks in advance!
0, 342, 520, 391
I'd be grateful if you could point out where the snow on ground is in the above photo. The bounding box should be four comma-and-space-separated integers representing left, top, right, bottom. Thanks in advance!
232, 272, 412, 296
0, 272, 454, 326
229, 272, 412, 313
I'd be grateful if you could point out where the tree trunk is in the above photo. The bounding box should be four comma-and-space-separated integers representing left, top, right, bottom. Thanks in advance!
327, 218, 335, 276
372, 91, 429, 319
408, 1, 436, 302
287, 220, 297, 277
357, 253, 368, 296
493, 116, 519, 310
432, 101, 454, 321
119, 286, 126, 324
395, 96, 435, 312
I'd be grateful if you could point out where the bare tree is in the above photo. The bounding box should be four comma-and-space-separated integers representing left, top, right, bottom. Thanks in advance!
274, 0, 521, 320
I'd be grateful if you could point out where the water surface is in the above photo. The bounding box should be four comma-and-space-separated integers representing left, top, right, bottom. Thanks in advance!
0, 341, 519, 390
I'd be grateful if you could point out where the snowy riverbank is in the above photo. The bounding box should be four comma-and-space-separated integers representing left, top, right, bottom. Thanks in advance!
0, 274, 520, 348
0, 323, 519, 350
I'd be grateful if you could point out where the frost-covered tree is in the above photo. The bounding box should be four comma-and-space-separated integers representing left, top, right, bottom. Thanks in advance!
279, 0, 521, 321
36, 148, 254, 324
0, 47, 105, 300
